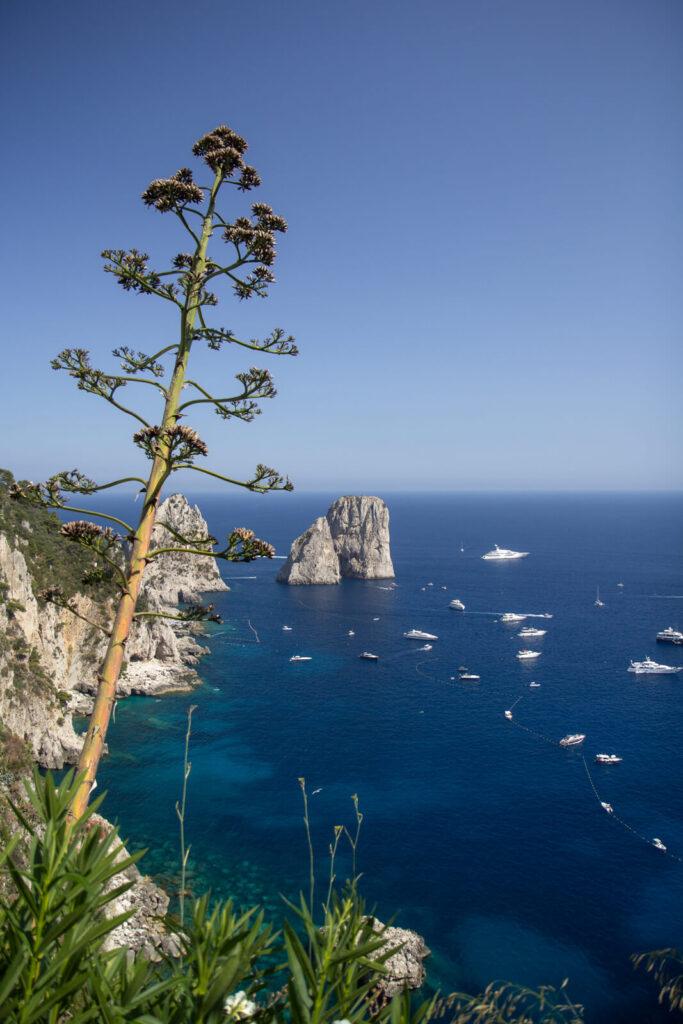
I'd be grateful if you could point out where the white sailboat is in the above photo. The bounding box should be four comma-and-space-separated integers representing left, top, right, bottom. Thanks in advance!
594, 586, 605, 607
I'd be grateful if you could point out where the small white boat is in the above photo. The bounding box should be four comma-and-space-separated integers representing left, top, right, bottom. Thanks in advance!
518, 627, 546, 638
617, 582, 624, 587
359, 652, 379, 660
282, 626, 293, 631
403, 629, 438, 640
290, 655, 312, 662
373, 617, 380, 621
628, 658, 682, 675
460, 672, 480, 680
449, 599, 466, 611
501, 613, 527, 623
595, 753, 622, 764
601, 802, 614, 814
560, 733, 586, 747
347, 630, 355, 636
595, 586, 605, 607
529, 681, 541, 687
427, 582, 434, 587
516, 649, 541, 660
505, 710, 513, 720
418, 644, 433, 651
441, 586, 447, 590
482, 545, 529, 561
652, 838, 667, 851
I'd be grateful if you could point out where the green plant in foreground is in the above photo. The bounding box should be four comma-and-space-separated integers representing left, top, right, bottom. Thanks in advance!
10, 125, 297, 819
176, 703, 197, 927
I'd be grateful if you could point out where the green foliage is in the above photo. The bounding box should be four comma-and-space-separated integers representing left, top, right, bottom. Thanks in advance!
0, 771, 434, 1024
0, 470, 114, 605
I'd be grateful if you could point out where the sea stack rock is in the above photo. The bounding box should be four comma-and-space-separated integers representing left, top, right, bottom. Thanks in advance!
275, 517, 340, 585
277, 496, 394, 585
143, 494, 230, 608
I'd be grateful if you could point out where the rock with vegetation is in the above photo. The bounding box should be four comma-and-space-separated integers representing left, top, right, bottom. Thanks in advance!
0, 471, 225, 769
277, 496, 394, 584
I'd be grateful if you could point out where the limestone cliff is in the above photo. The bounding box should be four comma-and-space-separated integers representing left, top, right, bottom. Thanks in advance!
277, 495, 394, 585
0, 490, 227, 768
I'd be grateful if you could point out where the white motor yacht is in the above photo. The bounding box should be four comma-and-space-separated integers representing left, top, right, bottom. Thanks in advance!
501, 613, 527, 623
656, 627, 683, 645
403, 629, 438, 640
560, 734, 586, 747
595, 754, 623, 764
460, 672, 480, 680
418, 644, 433, 651
628, 658, 682, 675
482, 545, 529, 560
652, 838, 667, 851
290, 655, 312, 662
359, 652, 379, 660
449, 599, 466, 611
516, 649, 541, 660
601, 802, 614, 814
518, 627, 546, 638
504, 710, 513, 720
282, 625, 292, 631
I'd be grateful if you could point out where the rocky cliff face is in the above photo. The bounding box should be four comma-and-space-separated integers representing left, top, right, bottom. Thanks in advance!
277, 495, 394, 585
0, 493, 227, 768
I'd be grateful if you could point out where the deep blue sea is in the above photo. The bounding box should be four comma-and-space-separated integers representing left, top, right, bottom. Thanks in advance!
86, 492, 682, 1023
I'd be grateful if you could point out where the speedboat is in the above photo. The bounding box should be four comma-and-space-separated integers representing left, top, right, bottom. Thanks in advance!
595, 754, 622, 764
518, 627, 546, 638
516, 649, 541, 660
290, 655, 312, 662
347, 630, 355, 636
403, 629, 438, 640
529, 681, 541, 687
656, 627, 683, 645
449, 599, 466, 611
628, 658, 682, 675
482, 545, 529, 560
359, 652, 379, 660
282, 626, 292, 631
504, 710, 513, 720
459, 671, 480, 680
418, 644, 433, 651
560, 734, 585, 747
601, 802, 614, 814
652, 838, 667, 851
500, 613, 527, 623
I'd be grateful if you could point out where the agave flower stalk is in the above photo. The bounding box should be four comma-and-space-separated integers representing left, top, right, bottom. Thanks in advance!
12, 127, 296, 820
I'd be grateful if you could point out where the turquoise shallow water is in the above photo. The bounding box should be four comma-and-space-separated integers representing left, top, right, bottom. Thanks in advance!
83, 492, 682, 1023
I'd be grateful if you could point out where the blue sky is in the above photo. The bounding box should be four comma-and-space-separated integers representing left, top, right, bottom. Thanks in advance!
2, 0, 681, 493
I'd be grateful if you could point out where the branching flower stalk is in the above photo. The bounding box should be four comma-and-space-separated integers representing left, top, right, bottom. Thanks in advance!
11, 126, 297, 820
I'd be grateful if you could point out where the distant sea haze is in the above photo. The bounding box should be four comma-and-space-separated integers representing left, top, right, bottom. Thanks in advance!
87, 492, 682, 1024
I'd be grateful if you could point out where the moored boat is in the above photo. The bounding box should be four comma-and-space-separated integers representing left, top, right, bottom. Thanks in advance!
628, 658, 682, 675
501, 613, 527, 623
290, 655, 312, 662
516, 649, 541, 660
403, 629, 438, 640
482, 545, 529, 560
359, 652, 378, 660
656, 627, 683, 645
595, 753, 622, 764
518, 627, 547, 638
449, 599, 466, 611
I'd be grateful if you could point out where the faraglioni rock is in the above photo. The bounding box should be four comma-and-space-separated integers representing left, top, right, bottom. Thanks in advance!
277, 495, 394, 584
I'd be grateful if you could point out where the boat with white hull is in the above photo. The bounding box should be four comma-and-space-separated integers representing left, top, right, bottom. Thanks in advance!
518, 627, 546, 638
403, 629, 438, 640
560, 734, 585, 747
500, 613, 527, 623
482, 545, 529, 560
448, 599, 466, 611
657, 627, 683, 645
628, 658, 682, 675
516, 649, 541, 660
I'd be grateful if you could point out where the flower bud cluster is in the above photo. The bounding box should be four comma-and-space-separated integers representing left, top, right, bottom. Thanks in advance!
133, 424, 209, 464
142, 168, 204, 213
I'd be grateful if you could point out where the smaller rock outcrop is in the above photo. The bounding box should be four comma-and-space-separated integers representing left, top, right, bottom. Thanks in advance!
277, 496, 394, 585
366, 917, 430, 997
276, 517, 340, 585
